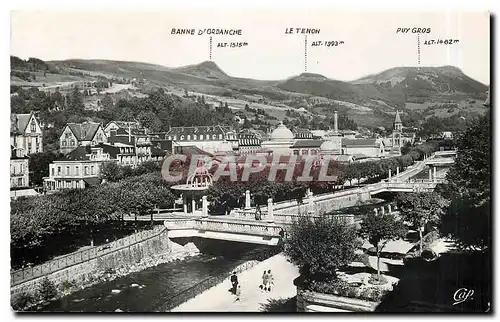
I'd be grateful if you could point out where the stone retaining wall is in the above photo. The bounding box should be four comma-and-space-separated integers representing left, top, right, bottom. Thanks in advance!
296, 286, 378, 312
11, 227, 199, 300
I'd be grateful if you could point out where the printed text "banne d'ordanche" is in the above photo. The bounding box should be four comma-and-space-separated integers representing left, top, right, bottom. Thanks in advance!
171, 28, 243, 36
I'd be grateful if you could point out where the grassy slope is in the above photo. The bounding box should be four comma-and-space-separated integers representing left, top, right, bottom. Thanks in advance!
13, 58, 489, 128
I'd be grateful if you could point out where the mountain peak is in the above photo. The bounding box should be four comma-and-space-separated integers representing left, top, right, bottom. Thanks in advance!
198, 60, 220, 69
293, 72, 329, 81
173, 60, 228, 79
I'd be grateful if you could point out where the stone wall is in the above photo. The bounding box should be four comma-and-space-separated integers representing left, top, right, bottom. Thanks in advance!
11, 227, 200, 300
296, 286, 378, 312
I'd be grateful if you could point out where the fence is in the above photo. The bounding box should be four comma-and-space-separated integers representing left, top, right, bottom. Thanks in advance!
11, 225, 166, 286
160, 260, 260, 311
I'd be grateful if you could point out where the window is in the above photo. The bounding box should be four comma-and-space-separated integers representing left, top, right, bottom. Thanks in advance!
84, 166, 88, 175
168, 136, 171, 140
218, 134, 223, 140
66, 166, 70, 175
65, 133, 71, 139
187, 135, 191, 140
212, 134, 217, 140
51, 168, 54, 176
18, 178, 23, 186
180, 135, 184, 140
62, 140, 67, 147
91, 166, 95, 175
173, 135, 177, 140
71, 140, 75, 146
199, 135, 203, 140
75, 166, 79, 175
20, 164, 23, 172
30, 121, 36, 132
57, 166, 61, 175
193, 135, 197, 140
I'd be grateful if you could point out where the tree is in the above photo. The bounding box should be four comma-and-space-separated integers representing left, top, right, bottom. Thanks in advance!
360, 213, 407, 279
100, 161, 123, 182
284, 216, 359, 284
441, 114, 491, 251
101, 94, 114, 110
395, 192, 449, 253
28, 152, 62, 186
68, 87, 84, 112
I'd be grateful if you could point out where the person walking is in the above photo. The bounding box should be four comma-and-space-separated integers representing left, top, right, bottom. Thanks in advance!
255, 204, 262, 221
267, 270, 274, 292
230, 272, 238, 295
235, 284, 241, 302
262, 270, 269, 292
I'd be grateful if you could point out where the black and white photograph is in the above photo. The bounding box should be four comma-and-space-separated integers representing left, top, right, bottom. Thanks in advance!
6, 3, 492, 314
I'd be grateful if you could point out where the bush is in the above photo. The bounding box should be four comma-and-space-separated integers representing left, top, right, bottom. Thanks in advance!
103, 267, 116, 275
368, 273, 388, 285
308, 278, 349, 296
11, 291, 35, 311
359, 287, 386, 302
353, 252, 370, 267
59, 280, 74, 292
308, 278, 388, 302
37, 277, 57, 302
421, 249, 438, 261
345, 286, 360, 298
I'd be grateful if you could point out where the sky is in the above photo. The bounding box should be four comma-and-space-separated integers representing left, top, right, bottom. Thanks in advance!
10, 9, 490, 84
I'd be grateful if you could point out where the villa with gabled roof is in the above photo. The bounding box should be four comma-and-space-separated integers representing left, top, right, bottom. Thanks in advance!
59, 121, 107, 155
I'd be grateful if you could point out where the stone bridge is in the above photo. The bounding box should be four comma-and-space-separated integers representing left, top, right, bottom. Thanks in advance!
164, 212, 358, 246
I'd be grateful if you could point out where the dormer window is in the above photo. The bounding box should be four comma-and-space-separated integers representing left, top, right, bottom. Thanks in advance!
180, 135, 185, 140
212, 134, 217, 140
199, 135, 203, 140
193, 135, 197, 140
30, 120, 36, 132
218, 134, 223, 140
187, 135, 191, 140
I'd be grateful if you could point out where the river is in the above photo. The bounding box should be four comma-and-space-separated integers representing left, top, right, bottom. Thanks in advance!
37, 243, 275, 312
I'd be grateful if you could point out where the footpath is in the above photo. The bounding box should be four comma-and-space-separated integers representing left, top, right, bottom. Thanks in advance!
171, 253, 299, 312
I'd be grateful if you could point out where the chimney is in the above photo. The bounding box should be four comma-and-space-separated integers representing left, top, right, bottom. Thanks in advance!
128, 122, 131, 143
334, 111, 338, 133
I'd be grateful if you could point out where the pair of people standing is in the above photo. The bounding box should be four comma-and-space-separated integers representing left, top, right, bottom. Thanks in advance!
260, 270, 274, 292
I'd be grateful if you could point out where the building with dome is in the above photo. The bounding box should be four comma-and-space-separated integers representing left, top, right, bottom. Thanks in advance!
261, 122, 296, 155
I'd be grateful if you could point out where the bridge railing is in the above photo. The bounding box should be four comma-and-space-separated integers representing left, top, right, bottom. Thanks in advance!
195, 219, 283, 237
164, 220, 197, 230
10, 225, 166, 286
274, 213, 355, 225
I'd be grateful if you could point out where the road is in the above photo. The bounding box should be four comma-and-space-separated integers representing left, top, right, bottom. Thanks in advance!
171, 254, 299, 312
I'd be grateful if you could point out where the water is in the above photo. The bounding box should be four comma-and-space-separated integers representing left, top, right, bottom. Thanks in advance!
39, 254, 246, 312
